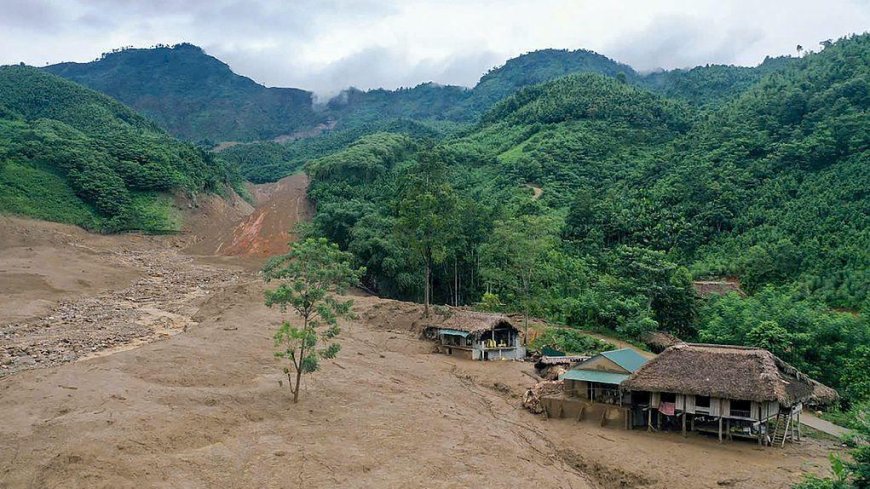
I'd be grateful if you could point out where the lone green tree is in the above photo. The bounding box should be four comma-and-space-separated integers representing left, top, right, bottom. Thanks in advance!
263, 237, 364, 403
395, 149, 458, 317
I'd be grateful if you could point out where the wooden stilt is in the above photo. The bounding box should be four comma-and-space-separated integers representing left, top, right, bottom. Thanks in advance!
648, 408, 652, 432
682, 397, 687, 437
718, 416, 723, 443
758, 404, 763, 446
797, 409, 802, 442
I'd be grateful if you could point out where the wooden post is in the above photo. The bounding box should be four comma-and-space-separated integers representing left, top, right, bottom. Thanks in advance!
718, 416, 723, 443
648, 408, 652, 432
682, 396, 687, 437
797, 409, 801, 442
757, 404, 763, 446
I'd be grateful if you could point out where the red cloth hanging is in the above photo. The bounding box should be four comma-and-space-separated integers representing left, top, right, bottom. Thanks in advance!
659, 402, 676, 416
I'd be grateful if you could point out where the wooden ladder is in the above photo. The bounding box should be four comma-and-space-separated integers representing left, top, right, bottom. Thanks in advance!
771, 413, 792, 447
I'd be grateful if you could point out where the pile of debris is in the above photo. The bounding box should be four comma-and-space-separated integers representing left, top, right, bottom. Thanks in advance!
1, 249, 241, 375
523, 380, 564, 414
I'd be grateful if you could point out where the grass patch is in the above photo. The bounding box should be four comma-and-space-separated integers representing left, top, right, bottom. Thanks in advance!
116, 192, 181, 233
0, 159, 103, 229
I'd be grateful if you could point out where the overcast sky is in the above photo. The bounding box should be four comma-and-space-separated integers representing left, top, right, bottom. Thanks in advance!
1, 0, 868, 97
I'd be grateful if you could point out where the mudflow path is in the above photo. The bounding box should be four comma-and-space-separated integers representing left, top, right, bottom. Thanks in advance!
0, 180, 840, 488
199, 173, 312, 257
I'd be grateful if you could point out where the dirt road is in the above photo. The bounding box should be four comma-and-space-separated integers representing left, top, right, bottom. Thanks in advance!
0, 181, 842, 488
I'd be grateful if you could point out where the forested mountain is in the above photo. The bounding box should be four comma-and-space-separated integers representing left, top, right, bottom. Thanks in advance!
469, 48, 637, 111
638, 56, 796, 106
302, 34, 868, 405
0, 66, 237, 232
45, 43, 323, 143
44, 43, 794, 153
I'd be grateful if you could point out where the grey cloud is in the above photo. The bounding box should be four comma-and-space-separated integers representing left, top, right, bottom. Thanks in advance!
0, 0, 66, 30
0, 1, 866, 95
605, 15, 765, 71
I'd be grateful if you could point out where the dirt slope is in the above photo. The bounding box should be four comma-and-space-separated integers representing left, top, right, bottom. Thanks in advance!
0, 276, 837, 488
185, 173, 313, 258
0, 184, 841, 488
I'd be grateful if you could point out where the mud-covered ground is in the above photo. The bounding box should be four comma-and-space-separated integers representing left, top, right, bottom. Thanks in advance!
0, 183, 842, 488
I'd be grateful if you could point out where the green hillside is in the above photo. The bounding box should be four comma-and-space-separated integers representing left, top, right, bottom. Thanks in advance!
0, 65, 237, 232
45, 44, 323, 143
303, 34, 868, 405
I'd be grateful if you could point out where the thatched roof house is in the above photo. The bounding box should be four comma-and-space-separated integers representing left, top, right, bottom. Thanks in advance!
622, 343, 820, 405
642, 331, 683, 353
432, 311, 515, 335
425, 311, 526, 361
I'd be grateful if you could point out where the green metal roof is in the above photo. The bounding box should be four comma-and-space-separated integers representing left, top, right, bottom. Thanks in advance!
439, 328, 470, 337
560, 370, 630, 384
600, 348, 648, 373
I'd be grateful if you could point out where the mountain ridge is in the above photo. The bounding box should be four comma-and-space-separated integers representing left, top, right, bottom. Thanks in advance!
42, 43, 796, 144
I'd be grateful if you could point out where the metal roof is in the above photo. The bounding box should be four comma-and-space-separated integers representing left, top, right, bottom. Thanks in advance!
560, 370, 630, 385
439, 328, 470, 338
600, 348, 648, 373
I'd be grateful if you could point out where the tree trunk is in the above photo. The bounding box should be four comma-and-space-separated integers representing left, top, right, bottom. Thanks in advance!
292, 316, 308, 404
424, 255, 431, 318
453, 257, 459, 307
522, 277, 530, 346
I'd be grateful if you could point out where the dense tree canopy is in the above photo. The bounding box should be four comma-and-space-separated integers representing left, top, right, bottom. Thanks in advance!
302, 34, 868, 410
0, 66, 238, 232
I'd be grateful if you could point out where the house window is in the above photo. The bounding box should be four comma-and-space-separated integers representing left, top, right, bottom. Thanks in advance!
730, 399, 752, 418
696, 396, 711, 408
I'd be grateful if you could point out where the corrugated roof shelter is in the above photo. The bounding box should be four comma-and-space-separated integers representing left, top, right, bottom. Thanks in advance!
561, 348, 649, 405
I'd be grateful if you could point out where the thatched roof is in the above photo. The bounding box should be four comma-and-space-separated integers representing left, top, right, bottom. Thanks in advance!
430, 311, 518, 335
809, 380, 840, 406
622, 343, 829, 405
642, 331, 683, 352
692, 280, 746, 298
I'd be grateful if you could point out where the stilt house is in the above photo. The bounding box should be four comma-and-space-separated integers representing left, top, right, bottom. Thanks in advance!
621, 343, 830, 446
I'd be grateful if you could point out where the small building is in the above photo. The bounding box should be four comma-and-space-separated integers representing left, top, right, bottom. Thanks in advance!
692, 280, 746, 298
621, 343, 830, 446
534, 354, 589, 379
426, 312, 525, 361
561, 348, 649, 405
